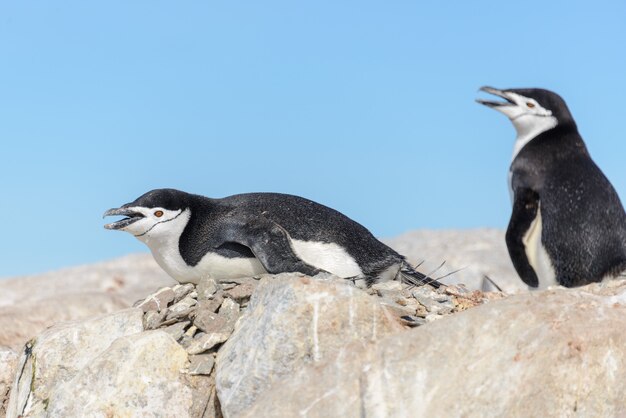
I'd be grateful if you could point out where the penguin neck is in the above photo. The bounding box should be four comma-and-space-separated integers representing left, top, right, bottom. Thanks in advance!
137, 208, 192, 278
511, 115, 559, 162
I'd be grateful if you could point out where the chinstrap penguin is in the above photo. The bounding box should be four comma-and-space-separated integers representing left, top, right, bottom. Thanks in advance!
477, 86, 626, 288
104, 189, 439, 288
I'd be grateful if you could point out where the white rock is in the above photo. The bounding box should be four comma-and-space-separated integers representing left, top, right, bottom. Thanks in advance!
242, 280, 626, 417
45, 331, 193, 417
0, 347, 18, 416
216, 273, 404, 418
6, 308, 144, 417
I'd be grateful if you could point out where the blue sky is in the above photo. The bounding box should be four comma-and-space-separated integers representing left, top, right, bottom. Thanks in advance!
1, 1, 625, 277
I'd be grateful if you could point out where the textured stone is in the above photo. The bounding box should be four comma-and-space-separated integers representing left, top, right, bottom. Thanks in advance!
218, 298, 240, 323
137, 287, 175, 312
163, 321, 191, 341
197, 277, 220, 300
193, 311, 232, 335
166, 295, 198, 320
173, 283, 196, 303
242, 280, 626, 418
186, 332, 231, 355
188, 354, 215, 376
216, 274, 404, 417
6, 308, 144, 417
223, 283, 256, 302
0, 347, 18, 417
143, 309, 168, 330
44, 331, 193, 417
197, 295, 225, 314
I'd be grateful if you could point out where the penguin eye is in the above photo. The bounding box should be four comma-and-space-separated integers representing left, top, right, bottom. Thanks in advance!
154, 210, 164, 217
526, 102, 535, 108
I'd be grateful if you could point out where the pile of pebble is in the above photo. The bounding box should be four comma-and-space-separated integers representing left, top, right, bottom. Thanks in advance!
135, 274, 504, 378
364, 280, 504, 327
135, 276, 258, 379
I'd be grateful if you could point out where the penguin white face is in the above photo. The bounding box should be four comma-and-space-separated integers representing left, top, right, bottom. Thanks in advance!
477, 86, 561, 160
477, 86, 557, 131
104, 206, 186, 238
104, 188, 194, 243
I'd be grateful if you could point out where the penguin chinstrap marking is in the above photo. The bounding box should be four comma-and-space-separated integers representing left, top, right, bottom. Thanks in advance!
103, 189, 439, 288
477, 86, 626, 288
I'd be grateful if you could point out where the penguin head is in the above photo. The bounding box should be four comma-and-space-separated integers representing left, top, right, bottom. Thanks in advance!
103, 188, 191, 241
477, 86, 576, 137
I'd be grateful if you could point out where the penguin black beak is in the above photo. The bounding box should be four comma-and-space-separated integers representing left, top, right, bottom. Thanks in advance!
476, 86, 516, 107
103, 207, 145, 230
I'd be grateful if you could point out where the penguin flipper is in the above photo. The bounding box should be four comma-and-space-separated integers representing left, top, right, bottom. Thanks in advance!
506, 188, 540, 288
218, 214, 323, 277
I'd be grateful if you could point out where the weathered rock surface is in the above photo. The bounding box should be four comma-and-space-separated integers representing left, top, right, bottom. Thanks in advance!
0, 347, 18, 416
45, 331, 193, 417
215, 274, 406, 418
6, 308, 144, 417
242, 279, 626, 417
384, 228, 522, 292
0, 254, 174, 350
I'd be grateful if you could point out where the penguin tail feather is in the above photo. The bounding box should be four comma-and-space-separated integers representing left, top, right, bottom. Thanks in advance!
398, 263, 442, 289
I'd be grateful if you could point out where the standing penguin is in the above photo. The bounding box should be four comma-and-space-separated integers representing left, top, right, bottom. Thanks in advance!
477, 86, 626, 288
104, 189, 438, 288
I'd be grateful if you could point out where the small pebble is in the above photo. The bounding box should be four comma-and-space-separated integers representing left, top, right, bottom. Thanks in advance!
188, 354, 215, 375
143, 310, 168, 330
162, 321, 190, 341
197, 277, 220, 300
186, 332, 231, 355
173, 283, 195, 303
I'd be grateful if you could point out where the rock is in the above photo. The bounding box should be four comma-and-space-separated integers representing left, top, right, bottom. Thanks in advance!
186, 332, 231, 355
188, 354, 215, 376
166, 295, 198, 321
223, 283, 256, 302
197, 295, 225, 314
163, 321, 191, 341
6, 308, 144, 417
45, 331, 193, 417
143, 309, 168, 330
242, 280, 626, 417
216, 273, 404, 418
197, 277, 220, 300
0, 347, 18, 417
193, 311, 233, 335
137, 287, 176, 312
173, 283, 196, 303
218, 298, 240, 323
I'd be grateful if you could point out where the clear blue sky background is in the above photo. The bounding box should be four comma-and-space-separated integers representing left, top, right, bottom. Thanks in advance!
1, 1, 625, 278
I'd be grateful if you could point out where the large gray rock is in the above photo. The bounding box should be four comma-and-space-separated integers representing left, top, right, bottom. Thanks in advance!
0, 347, 18, 416
6, 308, 144, 417
216, 274, 405, 418
242, 280, 626, 417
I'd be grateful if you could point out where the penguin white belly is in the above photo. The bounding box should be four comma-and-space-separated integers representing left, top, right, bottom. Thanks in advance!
291, 239, 363, 278
522, 204, 557, 289
151, 248, 268, 284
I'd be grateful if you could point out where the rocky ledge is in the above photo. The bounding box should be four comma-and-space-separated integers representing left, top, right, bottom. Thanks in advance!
3, 274, 626, 417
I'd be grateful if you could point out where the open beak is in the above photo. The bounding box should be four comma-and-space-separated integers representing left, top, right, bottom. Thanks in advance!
476, 86, 516, 108
103, 207, 145, 230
